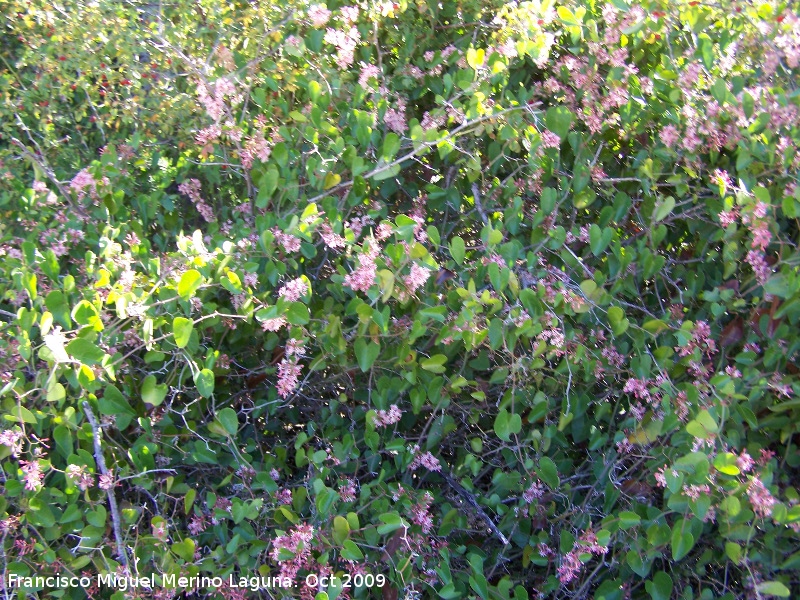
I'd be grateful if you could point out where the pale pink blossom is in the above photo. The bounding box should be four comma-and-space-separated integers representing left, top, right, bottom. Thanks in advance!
359, 63, 381, 87
278, 278, 308, 302
276, 359, 302, 398
261, 317, 287, 332
736, 451, 754, 473
20, 459, 44, 491
99, 472, 116, 490
747, 477, 776, 519
373, 405, 403, 427
338, 478, 357, 502
307, 4, 332, 27
404, 263, 431, 294
659, 125, 680, 148
319, 222, 346, 250
0, 429, 23, 457
384, 107, 407, 134
540, 130, 561, 148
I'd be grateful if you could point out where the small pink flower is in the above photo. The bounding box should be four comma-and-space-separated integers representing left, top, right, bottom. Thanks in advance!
540, 130, 561, 148
278, 278, 308, 302
747, 477, 776, 519
307, 4, 332, 27
373, 405, 403, 427
261, 317, 287, 332
659, 125, 680, 148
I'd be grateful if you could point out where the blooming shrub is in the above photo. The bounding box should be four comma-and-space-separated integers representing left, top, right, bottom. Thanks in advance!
1, 0, 799, 599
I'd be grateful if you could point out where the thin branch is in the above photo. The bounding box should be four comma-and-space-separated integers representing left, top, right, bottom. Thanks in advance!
82, 402, 128, 568
441, 470, 509, 546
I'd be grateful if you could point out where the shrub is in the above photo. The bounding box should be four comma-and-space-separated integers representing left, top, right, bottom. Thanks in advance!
1, 0, 799, 598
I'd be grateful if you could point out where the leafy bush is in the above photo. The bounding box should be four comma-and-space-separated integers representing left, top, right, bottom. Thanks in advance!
1, 0, 799, 598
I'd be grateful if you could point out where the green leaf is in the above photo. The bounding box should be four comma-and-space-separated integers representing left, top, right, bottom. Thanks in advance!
332, 515, 350, 545
286, 302, 310, 325
545, 107, 573, 139
537, 456, 559, 489
371, 163, 401, 181
257, 166, 280, 207
341, 539, 363, 561
65, 338, 105, 366
618, 511, 641, 529
725, 542, 742, 563
45, 290, 71, 328
763, 274, 792, 298
171, 538, 196, 562
216, 407, 239, 436
172, 317, 194, 348
607, 306, 629, 336
494, 408, 522, 441
194, 369, 215, 398
12, 405, 37, 425
713, 452, 740, 476
382, 133, 401, 160
755, 582, 790, 598
646, 572, 673, 600
354, 339, 380, 372
589, 225, 612, 256
53, 425, 72, 458
466, 47, 485, 70
653, 196, 675, 223
557, 6, 582, 28
377, 512, 406, 535
449, 236, 465, 265
99, 384, 136, 430
421, 354, 448, 374
141, 375, 168, 407
185, 489, 196, 515
671, 520, 695, 561
178, 269, 203, 299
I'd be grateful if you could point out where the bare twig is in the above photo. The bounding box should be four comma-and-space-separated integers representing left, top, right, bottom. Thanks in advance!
82, 402, 128, 568
441, 470, 509, 546
472, 183, 488, 224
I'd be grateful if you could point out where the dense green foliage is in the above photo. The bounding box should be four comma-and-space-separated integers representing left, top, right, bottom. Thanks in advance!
1, 0, 799, 598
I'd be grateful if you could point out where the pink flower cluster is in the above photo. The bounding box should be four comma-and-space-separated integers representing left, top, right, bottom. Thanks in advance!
408, 445, 441, 472
261, 316, 287, 332
70, 168, 107, 202
557, 528, 608, 584
373, 404, 402, 427
278, 277, 308, 302
384, 98, 408, 134
0, 428, 23, 457
324, 26, 361, 69
66, 464, 94, 490
522, 481, 545, 503
241, 130, 273, 170
747, 477, 776, 519
338, 478, 357, 502
20, 459, 44, 491
404, 263, 431, 296
358, 63, 381, 87
659, 125, 680, 148
676, 320, 717, 358
307, 4, 331, 27
272, 228, 301, 253
410, 492, 435, 533
276, 358, 302, 398
178, 178, 215, 222
318, 222, 346, 250
195, 124, 221, 153
344, 242, 380, 293
197, 78, 241, 121
270, 523, 315, 581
